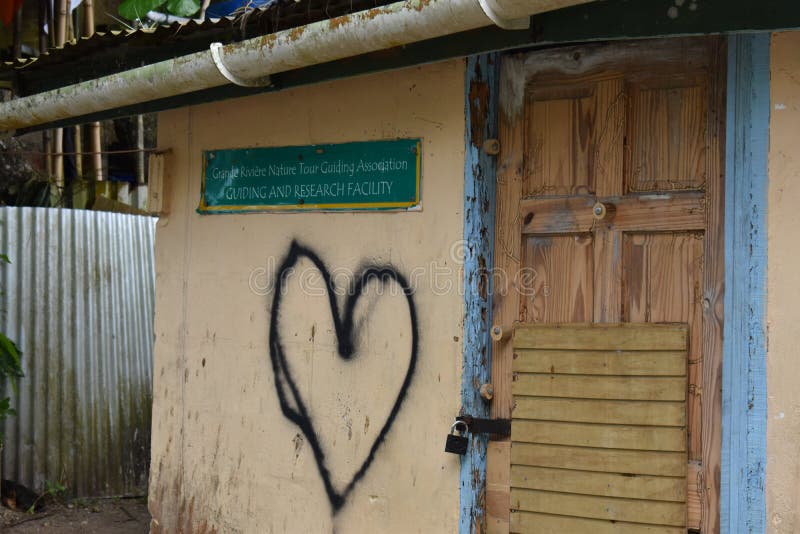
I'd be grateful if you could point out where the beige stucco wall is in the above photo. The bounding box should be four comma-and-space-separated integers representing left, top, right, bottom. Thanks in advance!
767, 31, 800, 534
148, 60, 466, 533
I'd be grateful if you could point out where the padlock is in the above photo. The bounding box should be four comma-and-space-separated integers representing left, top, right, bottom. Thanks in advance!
444, 420, 469, 455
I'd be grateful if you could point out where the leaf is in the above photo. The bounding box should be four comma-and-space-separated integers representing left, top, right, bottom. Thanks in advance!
0, 253, 10, 264
118, 0, 165, 20
0, 333, 23, 394
0, 397, 12, 422
0, 333, 22, 370
165, 0, 200, 17
44, 480, 66, 498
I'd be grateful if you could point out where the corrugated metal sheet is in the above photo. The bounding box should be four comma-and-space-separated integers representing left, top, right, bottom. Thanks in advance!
3, 18, 230, 70
0, 207, 156, 498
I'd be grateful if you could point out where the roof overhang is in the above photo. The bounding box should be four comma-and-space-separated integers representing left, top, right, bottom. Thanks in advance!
4, 0, 800, 134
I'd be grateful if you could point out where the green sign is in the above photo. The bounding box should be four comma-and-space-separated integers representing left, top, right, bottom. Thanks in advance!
200, 139, 421, 213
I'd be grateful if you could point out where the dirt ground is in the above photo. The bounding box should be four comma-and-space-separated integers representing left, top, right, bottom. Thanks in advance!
1, 497, 150, 533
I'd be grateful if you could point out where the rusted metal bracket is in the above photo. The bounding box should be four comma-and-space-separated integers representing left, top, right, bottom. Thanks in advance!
456, 415, 511, 437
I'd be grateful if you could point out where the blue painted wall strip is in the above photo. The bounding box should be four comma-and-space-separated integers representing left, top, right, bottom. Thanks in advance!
721, 33, 769, 534
460, 53, 499, 534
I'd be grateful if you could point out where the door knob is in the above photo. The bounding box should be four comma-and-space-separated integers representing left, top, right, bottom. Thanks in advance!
592, 202, 616, 221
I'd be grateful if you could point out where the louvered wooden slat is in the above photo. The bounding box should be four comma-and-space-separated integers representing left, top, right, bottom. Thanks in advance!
512, 420, 686, 451
511, 323, 688, 531
513, 397, 686, 426
511, 489, 686, 526
511, 511, 686, 534
513, 349, 687, 376
511, 465, 687, 502
511, 443, 687, 477
513, 323, 688, 351
512, 374, 687, 401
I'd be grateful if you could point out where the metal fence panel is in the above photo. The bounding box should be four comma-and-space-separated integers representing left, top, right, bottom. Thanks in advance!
0, 207, 156, 497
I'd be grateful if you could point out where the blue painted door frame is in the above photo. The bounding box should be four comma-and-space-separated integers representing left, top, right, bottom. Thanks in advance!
721, 33, 770, 534
460, 35, 770, 533
460, 53, 499, 534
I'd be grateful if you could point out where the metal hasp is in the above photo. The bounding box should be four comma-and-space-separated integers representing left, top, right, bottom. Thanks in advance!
456, 415, 511, 437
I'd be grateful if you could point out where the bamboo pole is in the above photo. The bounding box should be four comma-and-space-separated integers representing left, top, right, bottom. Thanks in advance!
74, 130, 83, 178
47, 0, 54, 47
12, 3, 23, 60
69, 7, 83, 180
52, 0, 68, 196
39, 0, 52, 178
56, 0, 67, 47
84, 0, 103, 181
37, 0, 47, 55
45, 133, 53, 177
136, 114, 145, 185
53, 130, 63, 194
84, 0, 94, 29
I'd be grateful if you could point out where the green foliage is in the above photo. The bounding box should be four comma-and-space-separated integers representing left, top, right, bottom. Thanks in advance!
45, 480, 67, 496
165, 0, 202, 17
26, 480, 67, 513
0, 257, 23, 447
118, 0, 162, 20
0, 397, 15, 417
118, 0, 201, 20
0, 333, 23, 390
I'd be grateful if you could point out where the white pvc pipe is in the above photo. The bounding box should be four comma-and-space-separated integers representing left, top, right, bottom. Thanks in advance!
0, 0, 594, 132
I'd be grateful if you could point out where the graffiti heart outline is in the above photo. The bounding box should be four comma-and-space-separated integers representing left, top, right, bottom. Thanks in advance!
268, 240, 419, 513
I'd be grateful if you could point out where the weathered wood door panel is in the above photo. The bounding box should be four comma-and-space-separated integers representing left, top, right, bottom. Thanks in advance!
523, 234, 594, 323
488, 37, 725, 533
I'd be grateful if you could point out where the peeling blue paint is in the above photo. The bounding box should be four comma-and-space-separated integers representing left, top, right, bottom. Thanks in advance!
721, 33, 769, 534
460, 53, 498, 534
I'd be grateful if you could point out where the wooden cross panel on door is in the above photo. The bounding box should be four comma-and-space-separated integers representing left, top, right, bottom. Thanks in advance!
487, 37, 725, 533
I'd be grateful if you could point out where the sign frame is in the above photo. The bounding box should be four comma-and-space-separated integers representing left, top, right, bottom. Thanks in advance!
198, 138, 422, 214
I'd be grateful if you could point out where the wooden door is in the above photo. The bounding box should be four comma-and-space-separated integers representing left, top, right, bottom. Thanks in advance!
487, 38, 725, 533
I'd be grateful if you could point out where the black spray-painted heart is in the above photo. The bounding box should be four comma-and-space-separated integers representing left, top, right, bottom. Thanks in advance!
268, 240, 419, 513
